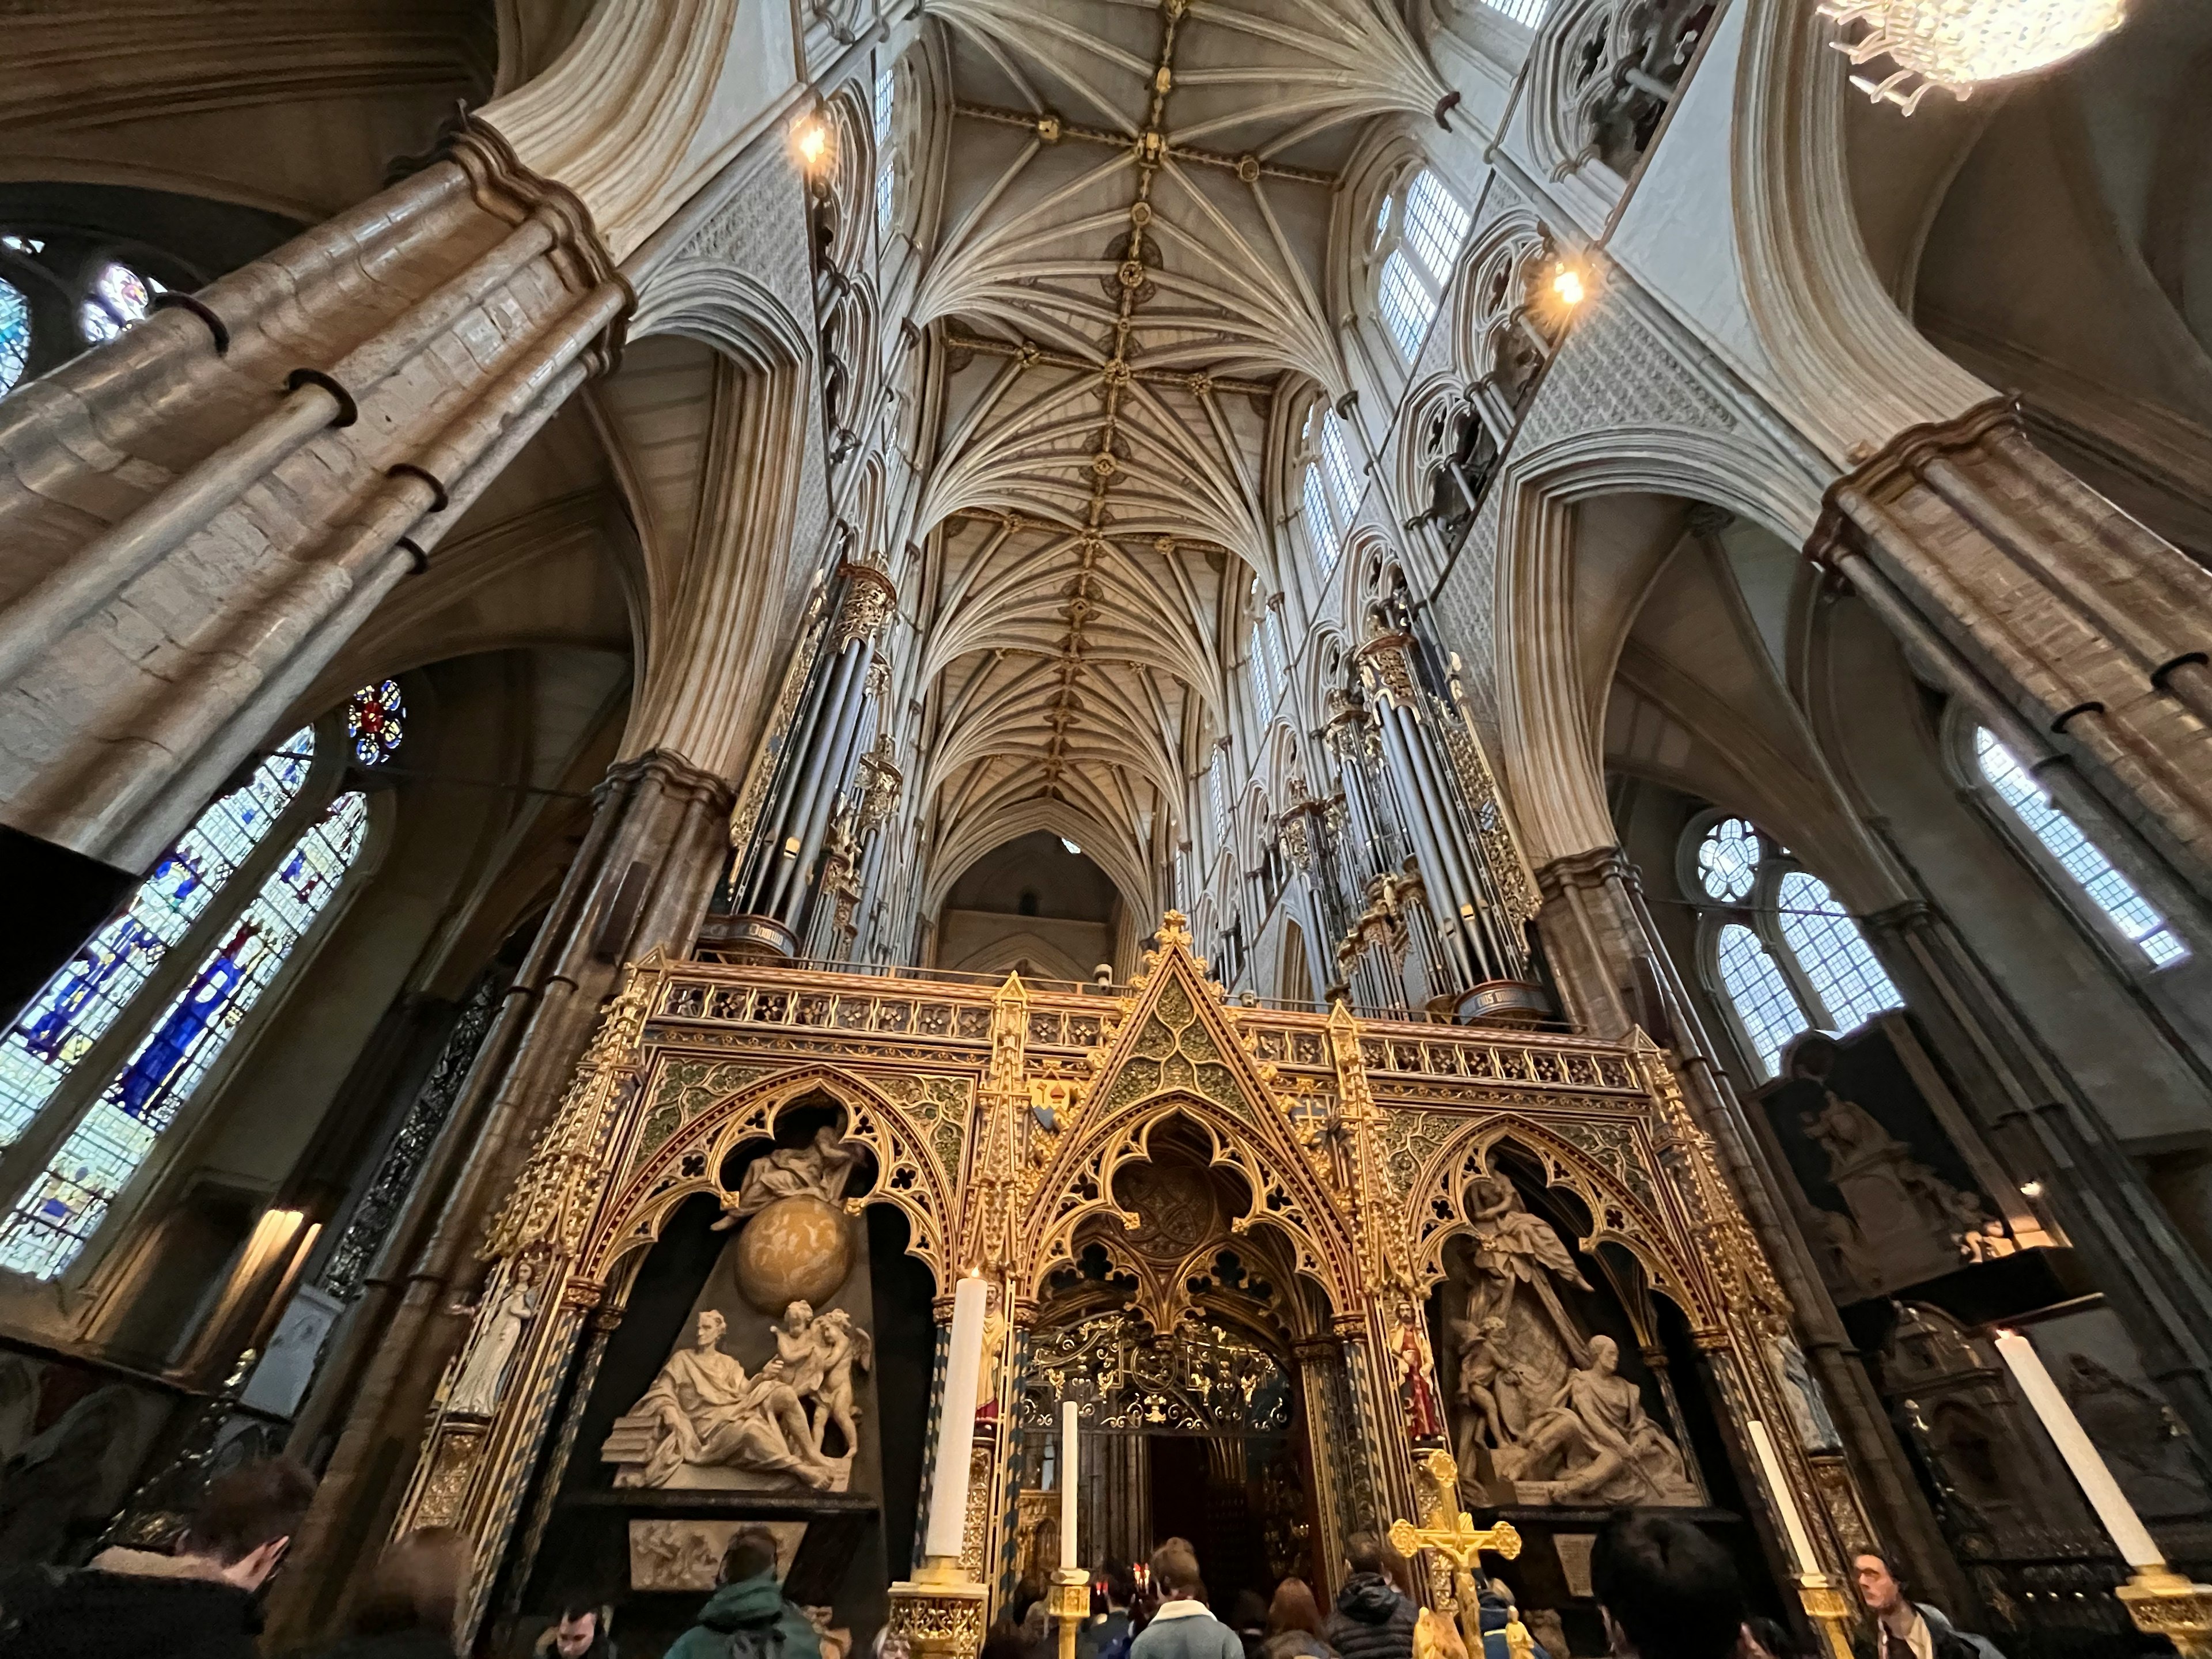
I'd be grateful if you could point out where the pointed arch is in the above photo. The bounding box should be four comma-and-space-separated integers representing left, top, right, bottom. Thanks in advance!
582, 1062, 960, 1297
1020, 921, 1359, 1312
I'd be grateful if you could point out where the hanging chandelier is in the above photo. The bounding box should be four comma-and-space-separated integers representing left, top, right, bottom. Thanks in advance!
1817, 0, 2127, 112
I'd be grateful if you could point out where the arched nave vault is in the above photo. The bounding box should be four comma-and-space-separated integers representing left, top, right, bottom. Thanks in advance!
902, 0, 1451, 907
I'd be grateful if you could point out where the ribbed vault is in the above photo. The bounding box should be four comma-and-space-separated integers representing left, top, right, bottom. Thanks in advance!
910, 0, 1447, 902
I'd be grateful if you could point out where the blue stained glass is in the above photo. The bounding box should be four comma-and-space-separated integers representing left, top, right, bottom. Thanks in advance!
0, 789, 366, 1281
0, 278, 26, 396
0, 729, 313, 1150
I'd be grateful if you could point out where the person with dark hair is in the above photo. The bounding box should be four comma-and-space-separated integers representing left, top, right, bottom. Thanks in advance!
1231, 1588, 1271, 1659
664, 1525, 823, 1659
1324, 1533, 1416, 1659
1589, 1511, 1743, 1659
1852, 1550, 2005, 1659
1080, 1561, 1139, 1659
315, 1528, 469, 1657
0, 1455, 316, 1659
1129, 1539, 1240, 1659
532, 1596, 619, 1657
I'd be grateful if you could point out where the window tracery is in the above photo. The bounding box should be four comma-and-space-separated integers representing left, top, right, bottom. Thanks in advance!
1968, 726, 2187, 968
78, 258, 159, 344
1298, 401, 1359, 573
1683, 815, 1903, 1080
0, 721, 373, 1281
347, 679, 406, 767
1369, 170, 1469, 364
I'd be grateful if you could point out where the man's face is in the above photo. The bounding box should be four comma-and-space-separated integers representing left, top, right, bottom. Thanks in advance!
555, 1611, 598, 1656
698, 1313, 724, 1348
1854, 1555, 1902, 1614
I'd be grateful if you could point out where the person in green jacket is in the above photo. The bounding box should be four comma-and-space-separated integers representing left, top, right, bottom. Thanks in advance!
665, 1527, 824, 1659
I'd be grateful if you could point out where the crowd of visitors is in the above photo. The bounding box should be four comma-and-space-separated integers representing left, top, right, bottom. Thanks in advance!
0, 1459, 2010, 1659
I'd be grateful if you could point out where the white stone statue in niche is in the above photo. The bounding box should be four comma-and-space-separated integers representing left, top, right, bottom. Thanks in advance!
446, 1259, 540, 1418
1447, 1171, 1698, 1506
713, 1126, 863, 1230
603, 1301, 869, 1490
1493, 1335, 1700, 1505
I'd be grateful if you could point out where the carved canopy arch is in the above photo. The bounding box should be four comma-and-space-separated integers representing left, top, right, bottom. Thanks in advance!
1400, 1111, 1720, 1339
1018, 922, 1361, 1316
581, 1062, 959, 1296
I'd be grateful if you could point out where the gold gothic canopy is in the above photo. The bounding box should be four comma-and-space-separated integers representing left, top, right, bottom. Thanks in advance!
394, 915, 1857, 1640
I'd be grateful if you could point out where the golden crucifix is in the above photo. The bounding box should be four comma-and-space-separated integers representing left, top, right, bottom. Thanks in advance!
1390, 1451, 1535, 1659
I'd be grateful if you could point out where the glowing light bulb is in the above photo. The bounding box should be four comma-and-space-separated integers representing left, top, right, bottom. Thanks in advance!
797, 122, 828, 166
1552, 263, 1585, 306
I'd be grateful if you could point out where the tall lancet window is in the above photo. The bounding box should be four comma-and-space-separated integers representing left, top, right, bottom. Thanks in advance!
1248, 586, 1288, 725
1298, 402, 1358, 575
0, 718, 378, 1280
1373, 169, 1470, 362
874, 62, 897, 242
1684, 815, 1903, 1080
1968, 727, 2187, 968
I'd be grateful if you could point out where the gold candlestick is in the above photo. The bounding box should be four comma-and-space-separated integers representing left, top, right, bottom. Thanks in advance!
1052, 1565, 1090, 1659
2117, 1567, 2212, 1658
888, 1555, 989, 1659
1794, 1573, 1857, 1659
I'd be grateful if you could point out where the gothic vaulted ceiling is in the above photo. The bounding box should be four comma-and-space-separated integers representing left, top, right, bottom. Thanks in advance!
910, 0, 1449, 906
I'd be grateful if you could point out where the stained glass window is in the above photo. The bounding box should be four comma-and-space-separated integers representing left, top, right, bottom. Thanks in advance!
0, 730, 313, 1151
346, 679, 406, 766
77, 259, 160, 345
1715, 923, 1804, 1080
0, 236, 44, 255
0, 278, 27, 396
1974, 728, 2187, 967
1778, 872, 1904, 1029
0, 790, 369, 1279
1696, 817, 1759, 900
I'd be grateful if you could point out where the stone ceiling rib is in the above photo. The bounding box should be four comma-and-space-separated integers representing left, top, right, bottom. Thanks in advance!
909, 0, 1442, 906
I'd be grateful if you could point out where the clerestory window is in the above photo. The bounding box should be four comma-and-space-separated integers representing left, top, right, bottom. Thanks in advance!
1298, 402, 1359, 574
1967, 726, 2187, 968
1372, 170, 1470, 363
1684, 815, 1903, 1080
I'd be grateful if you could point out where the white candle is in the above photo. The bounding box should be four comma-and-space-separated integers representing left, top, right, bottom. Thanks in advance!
1747, 1418, 1819, 1575
924, 1276, 990, 1561
1995, 1330, 2164, 1567
1061, 1400, 1080, 1570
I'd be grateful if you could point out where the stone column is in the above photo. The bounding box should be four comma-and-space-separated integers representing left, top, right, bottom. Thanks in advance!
1533, 847, 1971, 1611
1812, 400, 2212, 904
0, 113, 627, 1011
268, 747, 730, 1644
1863, 899, 2212, 1450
